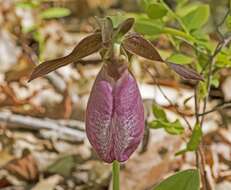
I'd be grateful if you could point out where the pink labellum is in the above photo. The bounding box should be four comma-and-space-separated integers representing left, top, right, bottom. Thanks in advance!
86, 61, 145, 163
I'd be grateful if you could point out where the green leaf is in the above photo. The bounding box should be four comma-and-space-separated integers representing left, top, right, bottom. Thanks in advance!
176, 0, 188, 6
47, 155, 75, 177
152, 104, 167, 121
175, 149, 187, 156
176, 123, 202, 155
148, 120, 163, 129
153, 169, 200, 190
197, 51, 210, 71
149, 104, 184, 135
16, 2, 39, 9
192, 30, 209, 41
134, 17, 163, 35
149, 119, 184, 135
40, 7, 71, 19
167, 53, 193, 65
139, 0, 155, 10
226, 15, 231, 30
216, 49, 231, 68
182, 4, 210, 31
165, 119, 184, 135
146, 3, 168, 19
211, 74, 220, 88
176, 3, 203, 17
187, 123, 202, 151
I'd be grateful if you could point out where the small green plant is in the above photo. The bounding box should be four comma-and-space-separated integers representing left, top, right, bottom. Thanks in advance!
126, 0, 231, 189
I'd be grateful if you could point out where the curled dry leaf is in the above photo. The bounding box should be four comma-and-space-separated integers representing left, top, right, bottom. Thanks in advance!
29, 32, 102, 82
5, 153, 38, 181
122, 34, 163, 62
168, 63, 203, 81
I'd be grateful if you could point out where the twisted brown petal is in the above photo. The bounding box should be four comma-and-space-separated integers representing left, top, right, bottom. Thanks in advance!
168, 63, 203, 81
29, 32, 102, 82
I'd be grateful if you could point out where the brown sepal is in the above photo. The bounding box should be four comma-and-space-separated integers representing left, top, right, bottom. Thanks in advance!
113, 18, 135, 39
122, 33, 163, 62
29, 32, 102, 82
168, 63, 204, 81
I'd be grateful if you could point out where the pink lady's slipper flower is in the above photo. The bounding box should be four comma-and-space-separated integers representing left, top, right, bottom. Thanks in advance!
86, 60, 145, 163
28, 15, 202, 167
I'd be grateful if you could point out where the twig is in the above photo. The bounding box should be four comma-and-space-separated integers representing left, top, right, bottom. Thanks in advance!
198, 145, 211, 190
57, 119, 85, 131
46, 72, 67, 94
194, 84, 199, 124
193, 84, 210, 190
198, 100, 231, 116
0, 112, 85, 142
197, 5, 231, 189
200, 35, 231, 126
216, 0, 231, 38
197, 34, 231, 190
193, 84, 202, 176
143, 64, 192, 130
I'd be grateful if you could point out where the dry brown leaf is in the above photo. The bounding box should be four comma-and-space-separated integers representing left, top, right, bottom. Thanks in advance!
5, 54, 35, 82
5, 152, 39, 181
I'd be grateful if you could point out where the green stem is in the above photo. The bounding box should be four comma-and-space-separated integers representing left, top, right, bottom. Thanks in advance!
112, 160, 120, 190
162, 27, 196, 42
159, 0, 190, 35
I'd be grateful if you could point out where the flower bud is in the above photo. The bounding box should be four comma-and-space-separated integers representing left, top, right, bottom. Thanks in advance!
86, 60, 144, 163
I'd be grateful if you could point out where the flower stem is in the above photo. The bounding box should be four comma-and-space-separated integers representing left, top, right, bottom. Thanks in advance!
112, 160, 120, 190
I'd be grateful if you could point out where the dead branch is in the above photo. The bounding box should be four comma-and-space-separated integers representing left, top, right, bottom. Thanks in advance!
0, 112, 85, 142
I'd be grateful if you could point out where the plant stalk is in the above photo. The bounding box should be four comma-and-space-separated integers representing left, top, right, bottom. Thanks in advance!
162, 27, 196, 42
159, 0, 190, 35
112, 160, 120, 190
